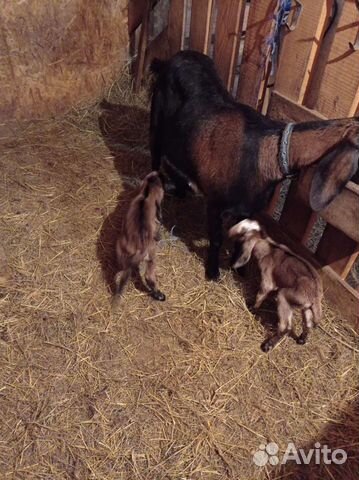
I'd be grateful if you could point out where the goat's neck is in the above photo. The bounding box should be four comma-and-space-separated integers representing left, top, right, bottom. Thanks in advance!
289, 117, 359, 170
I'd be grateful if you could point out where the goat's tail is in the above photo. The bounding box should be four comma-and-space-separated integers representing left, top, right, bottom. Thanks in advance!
150, 58, 167, 76
310, 298, 322, 326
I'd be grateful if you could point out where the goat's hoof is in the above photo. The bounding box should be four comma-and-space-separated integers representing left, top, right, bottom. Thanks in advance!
151, 290, 166, 301
206, 268, 220, 281
261, 340, 273, 353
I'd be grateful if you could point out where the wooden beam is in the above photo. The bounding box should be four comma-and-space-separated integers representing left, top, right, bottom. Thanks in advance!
168, 0, 185, 56
274, 0, 327, 103
189, 0, 213, 54
268, 90, 326, 122
305, 1, 359, 117
257, 213, 359, 330
144, 27, 170, 70
213, 0, 245, 90
237, 0, 277, 108
316, 224, 359, 279
134, 0, 152, 91
128, 0, 148, 34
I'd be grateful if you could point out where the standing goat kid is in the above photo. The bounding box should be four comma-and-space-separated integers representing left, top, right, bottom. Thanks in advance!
229, 219, 323, 352
113, 172, 166, 305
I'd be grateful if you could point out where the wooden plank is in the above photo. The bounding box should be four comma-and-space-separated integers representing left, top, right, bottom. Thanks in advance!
128, 0, 148, 34
189, 0, 213, 54
257, 213, 359, 330
134, 0, 152, 91
144, 27, 170, 70
237, 0, 277, 108
306, 2, 359, 117
213, 0, 245, 90
268, 90, 326, 121
275, 0, 327, 103
316, 224, 359, 279
167, 0, 185, 56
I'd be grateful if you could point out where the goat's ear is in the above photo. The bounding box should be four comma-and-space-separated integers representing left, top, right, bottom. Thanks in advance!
310, 144, 358, 211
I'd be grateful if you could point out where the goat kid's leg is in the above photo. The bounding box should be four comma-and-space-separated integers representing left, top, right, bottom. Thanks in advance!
112, 268, 131, 310
297, 308, 313, 345
206, 203, 223, 281
252, 270, 274, 309
261, 290, 292, 352
144, 248, 166, 301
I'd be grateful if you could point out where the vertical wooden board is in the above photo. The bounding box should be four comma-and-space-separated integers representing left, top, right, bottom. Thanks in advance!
189, 0, 213, 53
144, 27, 170, 69
168, 0, 185, 56
275, 0, 327, 103
128, 0, 148, 34
237, 0, 277, 108
134, 0, 152, 91
312, 2, 359, 118
279, 178, 315, 241
316, 224, 359, 279
213, 0, 244, 89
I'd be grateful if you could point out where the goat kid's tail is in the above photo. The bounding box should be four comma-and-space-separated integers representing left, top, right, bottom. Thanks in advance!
150, 58, 167, 76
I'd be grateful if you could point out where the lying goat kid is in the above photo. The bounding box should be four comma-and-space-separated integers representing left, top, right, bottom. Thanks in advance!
229, 220, 323, 352
150, 50, 358, 280
113, 172, 166, 305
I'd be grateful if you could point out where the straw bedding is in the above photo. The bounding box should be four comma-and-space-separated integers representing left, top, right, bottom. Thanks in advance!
0, 72, 358, 479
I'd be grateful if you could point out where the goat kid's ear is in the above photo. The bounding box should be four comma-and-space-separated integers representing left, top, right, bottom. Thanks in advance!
310, 144, 358, 212
228, 224, 241, 238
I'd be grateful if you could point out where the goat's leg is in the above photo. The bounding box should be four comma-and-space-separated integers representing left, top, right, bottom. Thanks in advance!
261, 290, 292, 352
144, 247, 166, 301
206, 203, 223, 281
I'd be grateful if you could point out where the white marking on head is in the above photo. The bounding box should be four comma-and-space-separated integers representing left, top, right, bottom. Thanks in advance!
228, 219, 261, 237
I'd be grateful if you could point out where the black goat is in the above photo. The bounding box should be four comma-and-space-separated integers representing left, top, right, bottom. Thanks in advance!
150, 50, 359, 280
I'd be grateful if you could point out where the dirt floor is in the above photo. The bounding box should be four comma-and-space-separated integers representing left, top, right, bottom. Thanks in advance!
0, 75, 358, 480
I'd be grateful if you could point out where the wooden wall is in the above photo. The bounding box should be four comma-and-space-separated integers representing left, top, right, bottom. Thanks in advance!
0, 0, 128, 120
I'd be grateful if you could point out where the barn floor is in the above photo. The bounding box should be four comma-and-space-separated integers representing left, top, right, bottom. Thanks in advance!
0, 77, 358, 480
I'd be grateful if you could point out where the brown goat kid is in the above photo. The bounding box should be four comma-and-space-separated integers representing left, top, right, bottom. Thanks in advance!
113, 172, 166, 306
229, 220, 323, 352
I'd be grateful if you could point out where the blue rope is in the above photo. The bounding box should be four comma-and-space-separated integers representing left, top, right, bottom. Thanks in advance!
267, 0, 292, 76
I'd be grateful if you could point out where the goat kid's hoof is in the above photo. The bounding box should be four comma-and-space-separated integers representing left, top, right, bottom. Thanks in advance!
261, 340, 274, 353
111, 294, 122, 311
151, 290, 166, 301
296, 334, 307, 345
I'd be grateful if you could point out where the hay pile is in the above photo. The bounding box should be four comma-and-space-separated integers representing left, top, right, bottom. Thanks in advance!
0, 71, 358, 479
